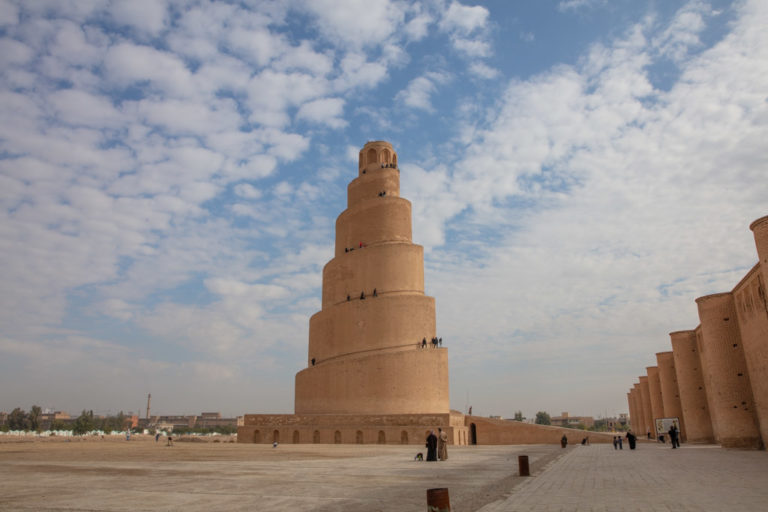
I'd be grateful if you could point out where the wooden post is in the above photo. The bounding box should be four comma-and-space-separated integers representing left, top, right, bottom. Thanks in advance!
518, 455, 530, 476
426, 487, 451, 511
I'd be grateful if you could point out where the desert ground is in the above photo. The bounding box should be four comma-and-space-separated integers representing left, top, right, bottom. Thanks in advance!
0, 435, 562, 511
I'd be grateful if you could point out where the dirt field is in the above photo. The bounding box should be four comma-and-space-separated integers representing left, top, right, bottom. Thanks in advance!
0, 435, 565, 511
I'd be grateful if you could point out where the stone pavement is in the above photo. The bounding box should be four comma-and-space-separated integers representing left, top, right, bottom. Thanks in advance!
478, 442, 768, 512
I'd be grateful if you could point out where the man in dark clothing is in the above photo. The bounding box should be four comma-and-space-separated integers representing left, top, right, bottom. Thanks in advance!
426, 431, 438, 461
668, 424, 680, 448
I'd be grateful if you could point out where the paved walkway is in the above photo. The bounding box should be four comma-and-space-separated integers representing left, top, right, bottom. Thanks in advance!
478, 442, 768, 512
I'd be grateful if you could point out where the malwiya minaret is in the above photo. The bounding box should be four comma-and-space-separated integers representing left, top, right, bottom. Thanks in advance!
294, 140, 449, 415
238, 141, 461, 446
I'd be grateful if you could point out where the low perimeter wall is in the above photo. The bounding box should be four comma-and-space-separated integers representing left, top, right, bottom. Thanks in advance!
467, 416, 625, 445
237, 412, 632, 446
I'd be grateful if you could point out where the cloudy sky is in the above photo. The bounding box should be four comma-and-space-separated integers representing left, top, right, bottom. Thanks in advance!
1, 0, 766, 421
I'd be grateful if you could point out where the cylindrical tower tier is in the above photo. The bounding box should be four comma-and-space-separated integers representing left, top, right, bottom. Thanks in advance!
295, 348, 449, 415
745, 216, 768, 447
322, 243, 425, 308
646, 366, 664, 432
308, 294, 435, 363
347, 167, 401, 209
631, 384, 645, 435
656, 351, 686, 442
670, 330, 714, 443
750, 215, 768, 279
696, 293, 761, 448
638, 376, 653, 438
335, 197, 413, 256
627, 388, 639, 434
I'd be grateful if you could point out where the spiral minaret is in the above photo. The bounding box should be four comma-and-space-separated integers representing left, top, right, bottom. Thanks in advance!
294, 141, 449, 415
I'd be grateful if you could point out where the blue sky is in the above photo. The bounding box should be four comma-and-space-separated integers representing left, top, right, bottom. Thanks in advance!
1, 0, 766, 420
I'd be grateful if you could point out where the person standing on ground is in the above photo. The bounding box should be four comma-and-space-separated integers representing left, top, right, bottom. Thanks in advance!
438, 428, 448, 461
561, 434, 568, 448
426, 431, 438, 461
618, 435, 623, 449
613, 436, 618, 450
668, 424, 679, 449
626, 430, 637, 450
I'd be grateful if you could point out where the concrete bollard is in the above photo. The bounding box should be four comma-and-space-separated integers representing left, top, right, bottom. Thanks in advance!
426, 487, 451, 511
518, 455, 530, 476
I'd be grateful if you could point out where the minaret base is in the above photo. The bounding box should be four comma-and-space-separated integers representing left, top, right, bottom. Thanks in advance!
237, 411, 468, 445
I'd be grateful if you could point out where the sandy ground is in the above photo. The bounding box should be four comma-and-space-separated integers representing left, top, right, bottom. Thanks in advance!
0, 435, 565, 511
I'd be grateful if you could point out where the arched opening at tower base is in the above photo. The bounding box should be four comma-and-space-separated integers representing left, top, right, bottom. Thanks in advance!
470, 423, 477, 445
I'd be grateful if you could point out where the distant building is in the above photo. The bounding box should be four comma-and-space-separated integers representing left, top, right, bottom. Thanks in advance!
145, 412, 239, 431
551, 412, 594, 428
40, 411, 72, 430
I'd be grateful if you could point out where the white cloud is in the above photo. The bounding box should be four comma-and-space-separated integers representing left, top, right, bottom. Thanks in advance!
452, 36, 491, 57
468, 62, 499, 79
274, 41, 334, 75
437, 1, 493, 59
653, 0, 710, 61
234, 183, 262, 199
49, 88, 124, 128
333, 52, 389, 91
48, 20, 105, 66
0, 1, 19, 26
247, 70, 327, 127
104, 42, 195, 98
296, 97, 348, 129
558, 0, 607, 11
0, 38, 34, 66
300, 0, 407, 48
404, 12, 433, 41
395, 71, 450, 111
439, 1, 489, 35
109, 0, 168, 36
